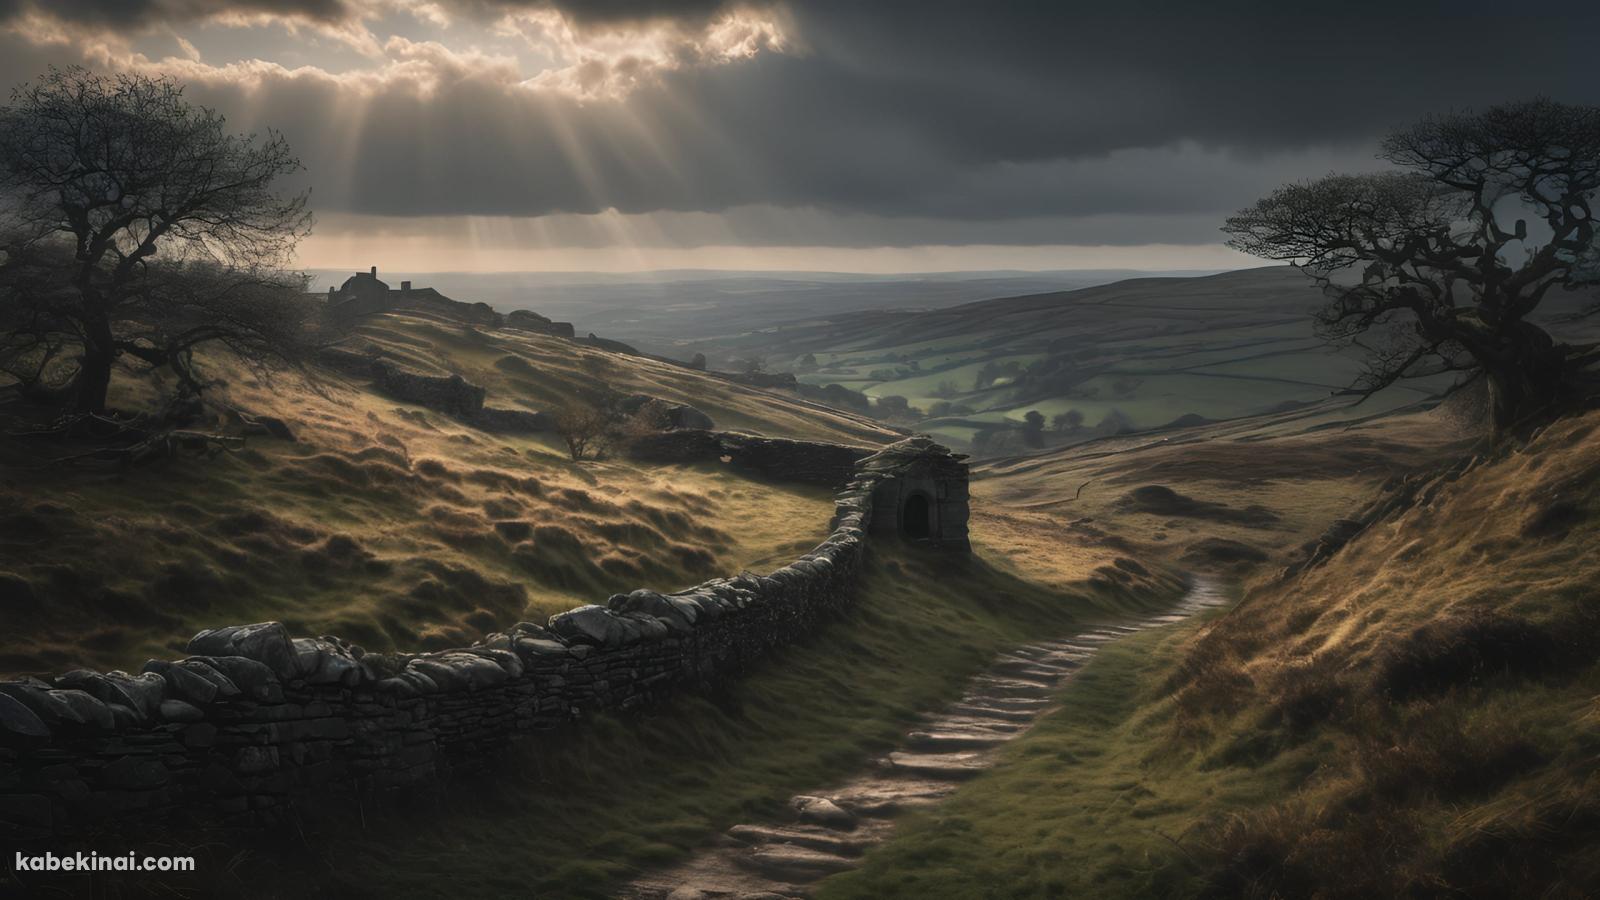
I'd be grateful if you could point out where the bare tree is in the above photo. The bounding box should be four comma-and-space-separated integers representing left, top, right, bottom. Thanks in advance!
1224, 99, 1600, 436
553, 400, 618, 461
0, 67, 314, 417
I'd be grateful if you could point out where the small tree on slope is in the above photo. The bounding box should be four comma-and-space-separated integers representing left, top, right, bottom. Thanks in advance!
1224, 99, 1600, 436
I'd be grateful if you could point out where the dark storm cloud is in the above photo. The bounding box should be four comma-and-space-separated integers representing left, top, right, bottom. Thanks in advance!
0, 0, 750, 31
0, 0, 350, 29
3, 0, 1599, 244
453, 0, 761, 26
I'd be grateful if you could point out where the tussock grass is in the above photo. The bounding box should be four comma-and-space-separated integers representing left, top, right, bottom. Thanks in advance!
828, 408, 1600, 899
975, 407, 1462, 576
0, 310, 884, 675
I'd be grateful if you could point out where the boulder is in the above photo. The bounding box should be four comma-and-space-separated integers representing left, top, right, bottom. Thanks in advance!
188, 622, 303, 680
608, 589, 696, 634
190, 656, 279, 701
791, 795, 858, 830
52, 689, 115, 731
465, 647, 524, 679
547, 605, 641, 647
102, 672, 167, 719
0, 683, 112, 731
142, 660, 218, 707
55, 670, 147, 721
292, 638, 362, 686
617, 612, 670, 641
505, 310, 575, 337
0, 693, 49, 742
175, 659, 242, 699
513, 637, 573, 659
408, 652, 509, 691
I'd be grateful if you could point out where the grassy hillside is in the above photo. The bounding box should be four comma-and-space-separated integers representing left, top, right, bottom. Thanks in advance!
0, 309, 898, 676
974, 403, 1466, 579
819, 406, 1600, 899
684, 267, 1598, 452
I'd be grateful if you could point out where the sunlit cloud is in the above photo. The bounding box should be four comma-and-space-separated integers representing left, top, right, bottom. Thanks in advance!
495, 6, 788, 99
1, 0, 790, 101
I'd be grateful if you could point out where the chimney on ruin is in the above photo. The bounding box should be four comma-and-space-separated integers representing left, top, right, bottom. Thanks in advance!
369, 266, 377, 278
401, 281, 412, 292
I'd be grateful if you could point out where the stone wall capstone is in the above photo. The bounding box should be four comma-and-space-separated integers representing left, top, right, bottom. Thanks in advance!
0, 437, 967, 840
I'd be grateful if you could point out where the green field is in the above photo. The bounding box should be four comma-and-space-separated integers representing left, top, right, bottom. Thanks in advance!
678, 268, 1598, 452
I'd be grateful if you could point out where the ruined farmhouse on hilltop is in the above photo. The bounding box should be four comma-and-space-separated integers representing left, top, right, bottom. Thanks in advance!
324, 266, 576, 338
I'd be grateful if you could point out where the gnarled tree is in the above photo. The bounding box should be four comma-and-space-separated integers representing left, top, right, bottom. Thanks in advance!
1224, 99, 1600, 436
0, 67, 314, 416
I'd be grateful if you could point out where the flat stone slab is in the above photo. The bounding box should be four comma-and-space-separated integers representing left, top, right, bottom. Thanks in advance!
946, 702, 1041, 720
829, 777, 959, 815
737, 844, 859, 879
884, 750, 991, 778
727, 824, 872, 856
905, 730, 1010, 751
921, 715, 1026, 733
964, 677, 1055, 698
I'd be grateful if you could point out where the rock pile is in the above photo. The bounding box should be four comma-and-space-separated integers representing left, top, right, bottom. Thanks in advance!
504, 309, 577, 338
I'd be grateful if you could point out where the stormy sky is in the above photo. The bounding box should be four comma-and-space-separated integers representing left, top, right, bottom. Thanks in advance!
2, 0, 1598, 272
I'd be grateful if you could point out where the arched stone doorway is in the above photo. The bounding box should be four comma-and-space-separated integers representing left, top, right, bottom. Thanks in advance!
901, 492, 932, 539
864, 435, 971, 552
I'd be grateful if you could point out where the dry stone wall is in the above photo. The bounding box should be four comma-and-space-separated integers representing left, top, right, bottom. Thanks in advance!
625, 430, 871, 487
0, 439, 960, 840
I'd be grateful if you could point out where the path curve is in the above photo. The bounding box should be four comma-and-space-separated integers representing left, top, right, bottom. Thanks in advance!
619, 576, 1232, 899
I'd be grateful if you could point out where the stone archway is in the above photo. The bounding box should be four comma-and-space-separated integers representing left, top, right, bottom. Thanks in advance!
901, 492, 932, 539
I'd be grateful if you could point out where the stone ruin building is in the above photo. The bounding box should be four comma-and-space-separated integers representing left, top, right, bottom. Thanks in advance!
323, 266, 575, 337
861, 436, 971, 550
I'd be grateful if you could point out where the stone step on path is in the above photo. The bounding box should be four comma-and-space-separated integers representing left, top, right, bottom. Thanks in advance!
964, 676, 1058, 698
904, 729, 1012, 751
916, 713, 1024, 733
618, 575, 1230, 900
943, 702, 1042, 721
883, 750, 990, 779
989, 659, 1077, 681
726, 824, 873, 856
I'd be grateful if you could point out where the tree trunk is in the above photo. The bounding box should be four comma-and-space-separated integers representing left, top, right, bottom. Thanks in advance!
1483, 324, 1568, 436
70, 318, 116, 414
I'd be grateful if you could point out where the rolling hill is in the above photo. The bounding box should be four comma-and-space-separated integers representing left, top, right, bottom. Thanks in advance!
307, 269, 1194, 361
0, 306, 899, 676
681, 267, 1598, 452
